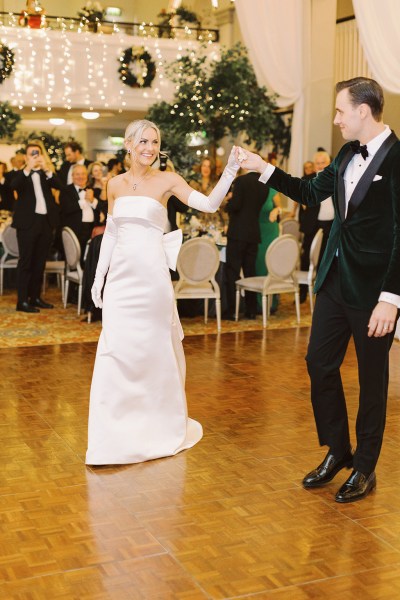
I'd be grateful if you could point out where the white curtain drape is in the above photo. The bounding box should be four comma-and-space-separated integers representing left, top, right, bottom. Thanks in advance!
235, 0, 311, 175
353, 0, 400, 94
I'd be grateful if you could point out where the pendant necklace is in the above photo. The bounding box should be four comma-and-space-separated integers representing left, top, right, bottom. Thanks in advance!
132, 169, 150, 191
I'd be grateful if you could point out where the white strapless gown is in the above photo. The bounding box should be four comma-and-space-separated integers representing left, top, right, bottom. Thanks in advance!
86, 196, 203, 465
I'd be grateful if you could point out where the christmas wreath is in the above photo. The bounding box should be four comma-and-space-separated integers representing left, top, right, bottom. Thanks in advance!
0, 43, 15, 85
118, 46, 156, 89
0, 101, 21, 139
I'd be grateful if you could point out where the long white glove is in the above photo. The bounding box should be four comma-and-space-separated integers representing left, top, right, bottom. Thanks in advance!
91, 215, 117, 309
188, 146, 240, 212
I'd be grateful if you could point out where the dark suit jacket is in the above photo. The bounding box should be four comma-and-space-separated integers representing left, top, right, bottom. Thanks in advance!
57, 159, 92, 185
226, 172, 269, 244
11, 170, 61, 230
268, 136, 400, 310
167, 195, 188, 231
59, 184, 101, 236
298, 173, 319, 234
0, 176, 15, 212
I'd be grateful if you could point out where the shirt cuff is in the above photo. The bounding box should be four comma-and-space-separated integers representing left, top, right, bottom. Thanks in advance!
258, 164, 276, 184
45, 171, 53, 178
379, 292, 400, 308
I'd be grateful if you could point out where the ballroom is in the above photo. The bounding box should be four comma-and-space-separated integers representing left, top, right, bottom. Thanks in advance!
1, 1, 400, 598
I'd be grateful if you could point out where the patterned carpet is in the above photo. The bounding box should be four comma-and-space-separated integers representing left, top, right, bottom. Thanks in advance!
0, 286, 312, 348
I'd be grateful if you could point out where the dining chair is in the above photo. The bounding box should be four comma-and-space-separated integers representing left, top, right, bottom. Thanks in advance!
0, 223, 19, 295
294, 228, 323, 314
174, 237, 221, 331
235, 234, 300, 328
280, 218, 301, 241
43, 260, 66, 303
62, 226, 83, 315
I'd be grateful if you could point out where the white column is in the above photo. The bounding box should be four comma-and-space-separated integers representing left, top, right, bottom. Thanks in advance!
303, 0, 337, 161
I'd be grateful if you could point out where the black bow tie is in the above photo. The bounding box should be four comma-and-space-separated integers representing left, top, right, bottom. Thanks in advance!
350, 140, 368, 160
78, 188, 86, 192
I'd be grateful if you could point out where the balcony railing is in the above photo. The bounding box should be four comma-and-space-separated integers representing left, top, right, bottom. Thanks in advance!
0, 11, 219, 42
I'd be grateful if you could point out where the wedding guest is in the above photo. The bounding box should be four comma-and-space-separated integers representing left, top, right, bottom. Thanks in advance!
11, 140, 61, 313
58, 141, 92, 185
59, 164, 102, 261
107, 158, 123, 177
0, 162, 15, 211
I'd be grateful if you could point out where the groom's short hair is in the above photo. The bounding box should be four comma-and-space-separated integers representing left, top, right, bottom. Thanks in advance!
336, 77, 384, 121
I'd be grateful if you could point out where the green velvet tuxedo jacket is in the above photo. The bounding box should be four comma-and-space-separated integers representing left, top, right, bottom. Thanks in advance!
268, 136, 400, 310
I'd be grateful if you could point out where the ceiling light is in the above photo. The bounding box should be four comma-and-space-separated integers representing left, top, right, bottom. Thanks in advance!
49, 118, 65, 126
81, 111, 100, 120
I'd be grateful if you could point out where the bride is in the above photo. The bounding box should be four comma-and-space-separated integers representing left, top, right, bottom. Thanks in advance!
86, 119, 242, 465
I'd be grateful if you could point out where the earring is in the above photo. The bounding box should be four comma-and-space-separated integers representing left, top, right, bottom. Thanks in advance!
127, 149, 131, 154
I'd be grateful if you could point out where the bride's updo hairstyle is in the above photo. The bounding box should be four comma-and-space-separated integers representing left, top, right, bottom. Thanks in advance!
124, 119, 161, 148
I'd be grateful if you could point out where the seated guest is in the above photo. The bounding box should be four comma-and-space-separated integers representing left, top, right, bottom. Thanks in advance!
59, 164, 101, 263
0, 162, 15, 211
58, 141, 92, 185
314, 150, 334, 265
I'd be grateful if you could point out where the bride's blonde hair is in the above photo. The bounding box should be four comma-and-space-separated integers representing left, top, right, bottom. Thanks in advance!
124, 119, 161, 148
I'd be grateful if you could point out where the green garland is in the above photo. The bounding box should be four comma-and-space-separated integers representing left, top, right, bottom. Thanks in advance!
0, 43, 15, 85
118, 46, 156, 89
0, 101, 21, 139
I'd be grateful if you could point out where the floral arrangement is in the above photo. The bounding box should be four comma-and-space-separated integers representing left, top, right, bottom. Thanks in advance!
0, 101, 21, 139
78, 1, 105, 23
157, 5, 200, 26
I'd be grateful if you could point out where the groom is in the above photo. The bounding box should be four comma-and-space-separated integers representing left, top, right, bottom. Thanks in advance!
238, 77, 400, 503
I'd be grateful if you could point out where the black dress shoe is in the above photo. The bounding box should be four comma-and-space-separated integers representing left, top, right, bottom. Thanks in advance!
16, 301, 40, 314
29, 297, 54, 309
244, 312, 256, 320
302, 448, 353, 488
335, 470, 376, 503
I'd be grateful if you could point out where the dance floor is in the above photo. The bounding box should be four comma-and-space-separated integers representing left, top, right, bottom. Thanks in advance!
1, 312, 400, 598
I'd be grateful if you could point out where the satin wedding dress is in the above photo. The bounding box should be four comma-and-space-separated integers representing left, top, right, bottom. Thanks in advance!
86, 196, 203, 465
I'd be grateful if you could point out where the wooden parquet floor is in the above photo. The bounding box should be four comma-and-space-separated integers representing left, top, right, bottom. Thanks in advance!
1, 329, 400, 599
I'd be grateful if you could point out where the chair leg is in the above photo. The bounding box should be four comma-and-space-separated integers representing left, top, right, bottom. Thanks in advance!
0, 268, 3, 295
64, 281, 69, 308
77, 284, 82, 316
87, 311, 92, 324
235, 288, 240, 321
204, 298, 208, 324
216, 297, 221, 332
308, 285, 314, 314
295, 291, 301, 322
262, 294, 268, 328
61, 275, 65, 305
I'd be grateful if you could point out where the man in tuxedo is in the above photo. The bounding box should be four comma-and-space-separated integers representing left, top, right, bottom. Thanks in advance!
224, 169, 268, 320
239, 77, 400, 503
59, 164, 102, 261
57, 141, 92, 185
11, 142, 61, 313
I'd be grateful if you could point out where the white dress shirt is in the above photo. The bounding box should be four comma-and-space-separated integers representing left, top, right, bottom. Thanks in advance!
23, 168, 53, 215
75, 185, 98, 222
259, 125, 400, 308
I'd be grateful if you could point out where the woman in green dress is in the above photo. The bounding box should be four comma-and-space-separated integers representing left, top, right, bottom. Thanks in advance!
255, 186, 281, 312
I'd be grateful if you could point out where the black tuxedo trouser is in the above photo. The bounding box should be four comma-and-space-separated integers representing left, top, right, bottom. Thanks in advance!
306, 258, 397, 475
16, 214, 53, 303
226, 239, 258, 315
